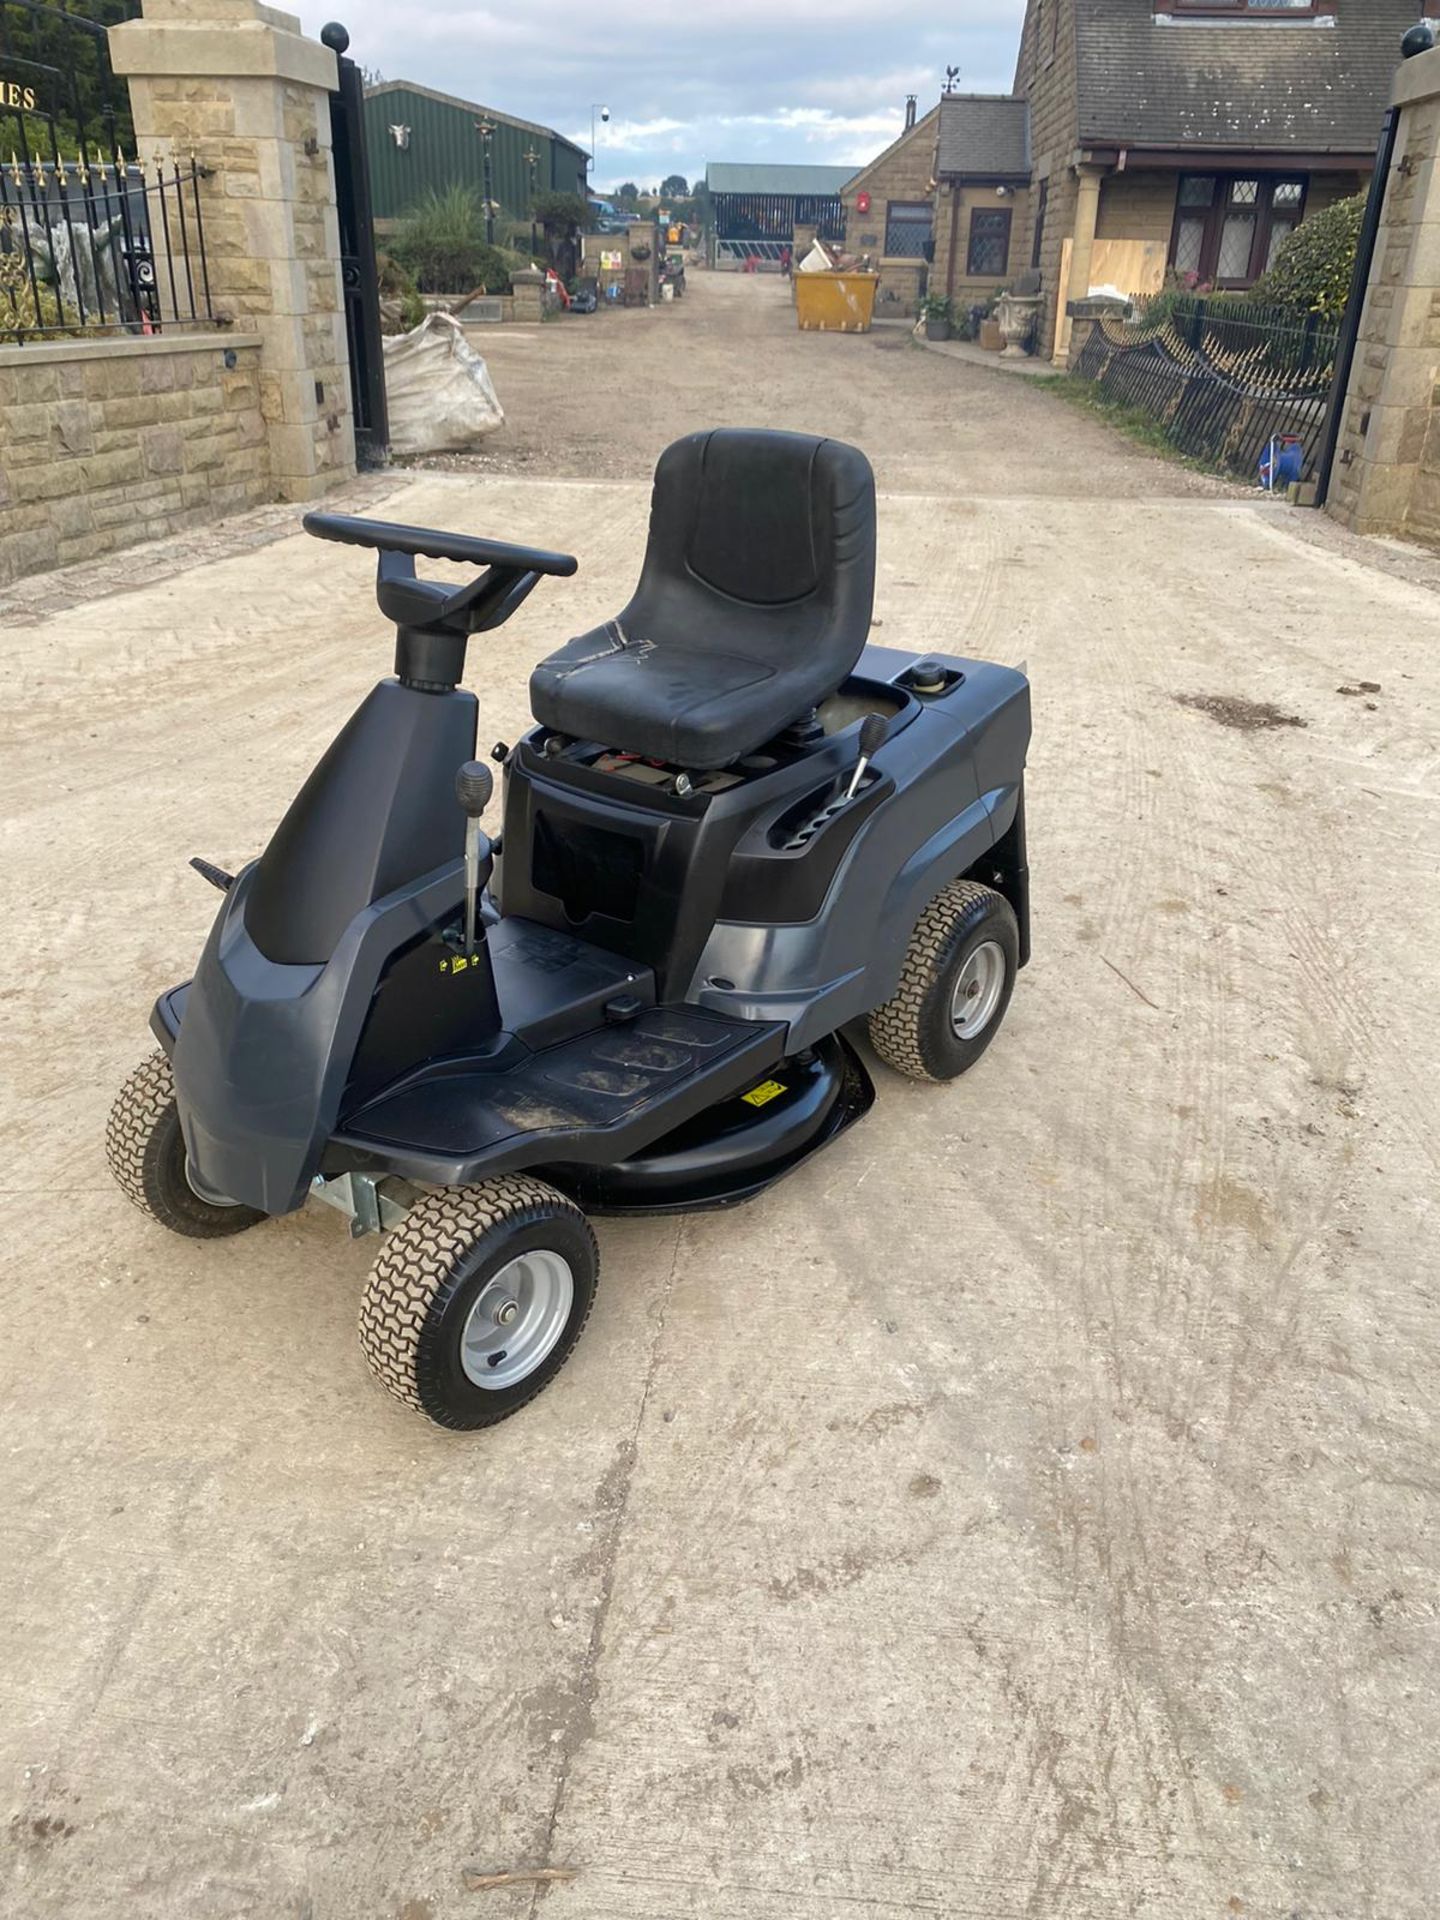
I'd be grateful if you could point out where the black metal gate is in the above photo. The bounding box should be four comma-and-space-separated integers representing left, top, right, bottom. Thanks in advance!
0, 0, 136, 157
321, 22, 388, 466
0, 0, 213, 343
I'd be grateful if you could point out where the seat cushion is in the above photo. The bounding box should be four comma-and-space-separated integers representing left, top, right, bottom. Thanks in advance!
530, 619, 783, 768
528, 428, 876, 768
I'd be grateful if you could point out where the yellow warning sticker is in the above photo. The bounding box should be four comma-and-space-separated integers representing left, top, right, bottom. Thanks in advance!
741, 1079, 786, 1108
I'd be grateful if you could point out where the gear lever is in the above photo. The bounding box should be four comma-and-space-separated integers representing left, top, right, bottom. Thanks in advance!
455, 760, 494, 957
845, 713, 886, 801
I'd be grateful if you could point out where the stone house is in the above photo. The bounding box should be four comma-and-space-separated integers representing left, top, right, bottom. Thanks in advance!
840, 95, 1031, 322
840, 99, 941, 319
931, 97, 1034, 325
1005, 0, 1433, 358
842, 2, 1433, 347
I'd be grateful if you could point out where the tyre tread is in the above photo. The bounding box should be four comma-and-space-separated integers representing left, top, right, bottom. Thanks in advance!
867, 879, 1007, 1082
105, 1049, 264, 1237
358, 1178, 597, 1426
105, 1051, 177, 1216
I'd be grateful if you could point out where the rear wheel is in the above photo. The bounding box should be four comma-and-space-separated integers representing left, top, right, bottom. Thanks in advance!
106, 1051, 265, 1238
867, 880, 1019, 1083
358, 1178, 598, 1430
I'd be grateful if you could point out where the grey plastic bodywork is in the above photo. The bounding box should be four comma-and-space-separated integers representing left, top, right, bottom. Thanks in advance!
689, 646, 1028, 1046
166, 861, 468, 1216
156, 642, 1029, 1216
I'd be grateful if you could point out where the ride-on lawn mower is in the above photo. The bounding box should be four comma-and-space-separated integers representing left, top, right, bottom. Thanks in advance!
107, 429, 1031, 1430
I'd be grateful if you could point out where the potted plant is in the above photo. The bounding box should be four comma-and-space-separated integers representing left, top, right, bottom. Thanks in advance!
920, 293, 953, 342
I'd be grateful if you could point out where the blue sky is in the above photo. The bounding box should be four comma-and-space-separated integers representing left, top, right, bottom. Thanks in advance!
294, 1, 1026, 193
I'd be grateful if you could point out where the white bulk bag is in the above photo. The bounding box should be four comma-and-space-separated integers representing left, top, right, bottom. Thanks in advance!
382, 311, 505, 456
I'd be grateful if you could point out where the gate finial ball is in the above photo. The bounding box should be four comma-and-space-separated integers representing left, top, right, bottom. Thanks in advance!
321, 21, 351, 53
1402, 22, 1435, 58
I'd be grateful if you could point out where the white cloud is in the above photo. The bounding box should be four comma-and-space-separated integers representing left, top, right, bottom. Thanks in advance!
294, 0, 1026, 188
563, 116, 690, 151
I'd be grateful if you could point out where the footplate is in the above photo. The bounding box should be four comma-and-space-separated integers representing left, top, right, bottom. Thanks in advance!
327, 1006, 787, 1186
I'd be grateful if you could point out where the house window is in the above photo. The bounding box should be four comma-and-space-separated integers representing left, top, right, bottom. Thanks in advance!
1167, 2, 1326, 15
1031, 179, 1049, 270
967, 207, 1012, 278
884, 201, 934, 259
1168, 174, 1307, 288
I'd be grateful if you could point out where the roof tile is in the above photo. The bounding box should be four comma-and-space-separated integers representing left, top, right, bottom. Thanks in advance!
935, 96, 1031, 177
1074, 0, 1415, 153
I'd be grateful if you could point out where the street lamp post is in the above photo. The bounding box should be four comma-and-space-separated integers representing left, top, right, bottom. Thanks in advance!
589, 103, 609, 193
525, 145, 539, 260
475, 118, 495, 244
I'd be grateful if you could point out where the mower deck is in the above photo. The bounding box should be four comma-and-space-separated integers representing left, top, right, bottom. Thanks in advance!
549, 1032, 873, 1215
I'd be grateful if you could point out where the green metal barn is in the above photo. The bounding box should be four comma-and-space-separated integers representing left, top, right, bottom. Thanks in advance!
363, 80, 588, 226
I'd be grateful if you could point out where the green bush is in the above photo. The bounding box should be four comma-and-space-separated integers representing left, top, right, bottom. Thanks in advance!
389, 186, 513, 294
1251, 193, 1365, 318
375, 250, 426, 332
530, 190, 588, 234
1133, 275, 1255, 331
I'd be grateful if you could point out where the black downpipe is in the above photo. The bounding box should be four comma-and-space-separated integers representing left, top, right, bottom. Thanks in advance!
1314, 105, 1400, 508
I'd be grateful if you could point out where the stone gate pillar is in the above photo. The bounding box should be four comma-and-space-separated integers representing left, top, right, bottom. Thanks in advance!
110, 0, 356, 500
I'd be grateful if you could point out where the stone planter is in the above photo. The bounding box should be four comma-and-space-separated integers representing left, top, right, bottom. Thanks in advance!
923, 315, 951, 342
995, 290, 1041, 358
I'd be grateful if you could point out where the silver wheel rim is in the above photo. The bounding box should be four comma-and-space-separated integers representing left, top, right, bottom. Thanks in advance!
460, 1250, 574, 1390
949, 939, 1006, 1041
184, 1157, 240, 1208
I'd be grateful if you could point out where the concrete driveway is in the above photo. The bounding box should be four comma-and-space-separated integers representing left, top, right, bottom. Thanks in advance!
2, 272, 1437, 1918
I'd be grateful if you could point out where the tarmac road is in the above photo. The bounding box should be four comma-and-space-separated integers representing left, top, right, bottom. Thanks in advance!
2, 270, 1437, 1919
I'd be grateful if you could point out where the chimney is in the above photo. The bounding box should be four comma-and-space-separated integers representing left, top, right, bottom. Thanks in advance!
905, 93, 917, 130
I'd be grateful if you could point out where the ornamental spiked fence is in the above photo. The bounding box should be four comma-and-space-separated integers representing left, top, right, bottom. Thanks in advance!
0, 149, 213, 342
1070, 297, 1340, 484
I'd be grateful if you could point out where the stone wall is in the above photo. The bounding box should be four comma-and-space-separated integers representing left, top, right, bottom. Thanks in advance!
1016, 0, 1082, 358
0, 1, 352, 592
111, 0, 355, 499
0, 335, 267, 587
1327, 46, 1440, 541
933, 184, 1034, 313
1096, 171, 1175, 245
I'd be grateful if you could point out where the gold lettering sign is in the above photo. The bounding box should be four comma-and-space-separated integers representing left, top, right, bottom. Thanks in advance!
1, 80, 40, 113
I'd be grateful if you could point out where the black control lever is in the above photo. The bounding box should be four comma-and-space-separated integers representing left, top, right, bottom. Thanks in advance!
190, 856, 235, 893
455, 760, 494, 956
845, 713, 887, 801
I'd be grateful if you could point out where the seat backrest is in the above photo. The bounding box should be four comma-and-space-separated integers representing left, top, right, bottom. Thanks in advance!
639, 427, 876, 624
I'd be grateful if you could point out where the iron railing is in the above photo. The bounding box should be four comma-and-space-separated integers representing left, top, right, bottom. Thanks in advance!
0, 152, 214, 342
1070, 296, 1341, 483
711, 191, 845, 244
714, 237, 792, 265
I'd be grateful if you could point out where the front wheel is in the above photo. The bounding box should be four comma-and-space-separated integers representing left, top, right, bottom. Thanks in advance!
106, 1052, 266, 1238
867, 880, 1019, 1082
358, 1178, 598, 1430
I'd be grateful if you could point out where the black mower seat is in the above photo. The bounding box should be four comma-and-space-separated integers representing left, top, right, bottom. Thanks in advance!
529, 427, 877, 769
